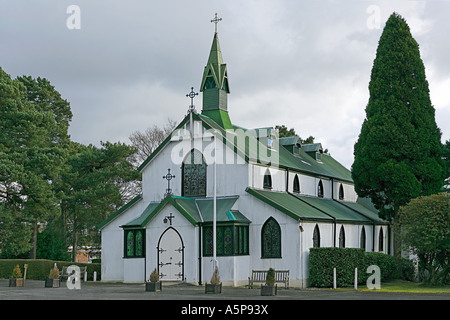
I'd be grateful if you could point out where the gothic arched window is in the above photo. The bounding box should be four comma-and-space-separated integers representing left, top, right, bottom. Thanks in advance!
313, 224, 320, 248
318, 180, 324, 198
182, 149, 207, 197
339, 184, 344, 200
261, 217, 281, 258
293, 174, 300, 193
378, 228, 384, 252
339, 225, 345, 248
263, 169, 272, 189
360, 226, 366, 251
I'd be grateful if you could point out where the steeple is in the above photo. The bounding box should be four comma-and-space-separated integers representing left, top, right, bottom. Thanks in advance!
200, 14, 232, 130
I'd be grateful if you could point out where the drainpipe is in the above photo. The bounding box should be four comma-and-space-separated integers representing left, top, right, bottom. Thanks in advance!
330, 179, 336, 247
286, 168, 289, 192
198, 224, 202, 285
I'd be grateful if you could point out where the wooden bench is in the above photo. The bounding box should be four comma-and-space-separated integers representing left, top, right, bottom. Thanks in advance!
248, 270, 289, 289
59, 266, 87, 282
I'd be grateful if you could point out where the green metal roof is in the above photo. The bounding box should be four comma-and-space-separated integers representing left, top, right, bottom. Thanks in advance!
97, 195, 143, 230
120, 194, 250, 228
246, 188, 333, 222
247, 187, 385, 225
337, 198, 388, 224
292, 194, 372, 224
138, 111, 354, 183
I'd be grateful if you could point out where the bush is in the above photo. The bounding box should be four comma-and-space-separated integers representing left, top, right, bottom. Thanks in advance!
309, 248, 415, 287
11, 264, 23, 278
266, 268, 275, 286
309, 248, 366, 287
210, 266, 221, 285
0, 259, 101, 281
149, 268, 159, 283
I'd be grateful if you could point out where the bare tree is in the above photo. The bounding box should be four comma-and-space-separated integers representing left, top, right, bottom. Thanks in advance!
126, 119, 177, 199
129, 118, 177, 166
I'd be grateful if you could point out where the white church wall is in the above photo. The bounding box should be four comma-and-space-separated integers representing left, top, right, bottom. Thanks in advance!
237, 193, 303, 284
248, 164, 286, 192
141, 133, 249, 202
143, 204, 199, 283
100, 198, 147, 281
334, 181, 358, 202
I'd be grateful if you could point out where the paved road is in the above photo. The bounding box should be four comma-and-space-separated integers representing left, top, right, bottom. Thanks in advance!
1, 280, 448, 300
2, 280, 447, 318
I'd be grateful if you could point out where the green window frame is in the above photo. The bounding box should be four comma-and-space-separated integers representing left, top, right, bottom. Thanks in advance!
124, 229, 145, 258
203, 224, 249, 256
261, 217, 281, 258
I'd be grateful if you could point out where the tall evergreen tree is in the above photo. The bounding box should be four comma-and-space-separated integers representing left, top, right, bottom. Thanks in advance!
352, 13, 445, 223
0, 68, 68, 257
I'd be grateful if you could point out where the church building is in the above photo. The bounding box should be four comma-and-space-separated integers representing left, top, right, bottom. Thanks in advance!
98, 16, 389, 287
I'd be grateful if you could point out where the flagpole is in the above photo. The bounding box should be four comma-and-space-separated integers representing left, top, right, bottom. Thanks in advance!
213, 129, 217, 272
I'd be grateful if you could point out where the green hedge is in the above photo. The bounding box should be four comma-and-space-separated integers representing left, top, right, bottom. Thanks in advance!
0, 259, 101, 281
309, 248, 415, 288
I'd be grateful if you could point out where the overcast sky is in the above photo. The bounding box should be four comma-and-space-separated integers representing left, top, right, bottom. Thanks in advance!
1, 0, 449, 169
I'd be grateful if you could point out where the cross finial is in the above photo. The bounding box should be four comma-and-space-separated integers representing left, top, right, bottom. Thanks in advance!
186, 87, 198, 113
211, 13, 222, 34
163, 168, 175, 197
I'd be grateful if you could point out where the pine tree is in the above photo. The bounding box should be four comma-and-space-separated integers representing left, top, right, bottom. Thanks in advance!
352, 13, 445, 222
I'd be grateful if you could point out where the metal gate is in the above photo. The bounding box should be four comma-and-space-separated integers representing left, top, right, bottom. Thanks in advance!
157, 227, 184, 281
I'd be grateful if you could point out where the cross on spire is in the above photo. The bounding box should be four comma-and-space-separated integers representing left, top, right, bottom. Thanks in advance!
211, 13, 222, 34
186, 87, 198, 113
163, 168, 175, 197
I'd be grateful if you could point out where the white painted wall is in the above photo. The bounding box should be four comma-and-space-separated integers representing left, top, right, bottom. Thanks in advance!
101, 198, 146, 281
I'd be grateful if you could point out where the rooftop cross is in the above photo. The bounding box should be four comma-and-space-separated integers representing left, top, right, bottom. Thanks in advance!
163, 168, 175, 197
186, 87, 198, 113
211, 13, 222, 34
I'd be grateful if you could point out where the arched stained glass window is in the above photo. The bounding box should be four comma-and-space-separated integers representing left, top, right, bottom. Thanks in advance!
126, 231, 134, 257
135, 230, 143, 256
313, 224, 320, 248
182, 149, 207, 197
293, 174, 300, 193
261, 217, 281, 258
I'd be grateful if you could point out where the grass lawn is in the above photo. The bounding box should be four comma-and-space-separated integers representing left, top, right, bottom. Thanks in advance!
356, 280, 450, 294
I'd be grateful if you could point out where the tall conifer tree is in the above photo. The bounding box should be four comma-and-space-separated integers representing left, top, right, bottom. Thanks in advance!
352, 13, 444, 222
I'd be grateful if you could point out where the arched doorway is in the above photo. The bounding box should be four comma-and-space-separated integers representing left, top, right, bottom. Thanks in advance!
157, 227, 184, 281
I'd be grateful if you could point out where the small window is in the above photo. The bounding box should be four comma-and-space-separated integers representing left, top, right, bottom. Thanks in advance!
378, 228, 384, 252
339, 184, 344, 200
293, 174, 300, 193
318, 180, 324, 198
313, 224, 320, 248
360, 226, 366, 251
263, 169, 272, 189
339, 226, 345, 248
124, 229, 145, 258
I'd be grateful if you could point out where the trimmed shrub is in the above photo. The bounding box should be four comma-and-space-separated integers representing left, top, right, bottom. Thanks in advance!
0, 259, 101, 281
309, 248, 415, 287
309, 248, 366, 288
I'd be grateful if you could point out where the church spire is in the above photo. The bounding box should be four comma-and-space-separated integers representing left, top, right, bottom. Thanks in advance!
200, 13, 232, 130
